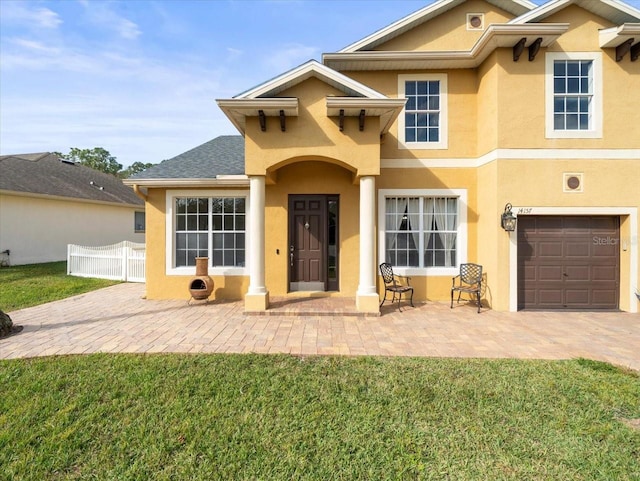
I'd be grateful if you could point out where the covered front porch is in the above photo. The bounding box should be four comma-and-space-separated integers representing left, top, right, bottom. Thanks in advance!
216, 60, 405, 314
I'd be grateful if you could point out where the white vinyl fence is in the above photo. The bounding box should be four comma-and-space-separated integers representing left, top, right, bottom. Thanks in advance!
67, 241, 145, 282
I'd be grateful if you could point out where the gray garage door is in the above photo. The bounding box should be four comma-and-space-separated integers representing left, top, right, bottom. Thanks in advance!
517, 216, 619, 310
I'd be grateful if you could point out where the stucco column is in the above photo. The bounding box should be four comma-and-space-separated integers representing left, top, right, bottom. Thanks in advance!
245, 175, 269, 311
356, 175, 379, 313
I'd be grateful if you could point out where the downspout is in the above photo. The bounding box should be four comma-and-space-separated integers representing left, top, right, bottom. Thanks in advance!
132, 184, 148, 202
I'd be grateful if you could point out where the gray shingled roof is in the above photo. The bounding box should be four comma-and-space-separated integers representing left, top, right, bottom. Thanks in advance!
0, 152, 143, 206
130, 135, 245, 180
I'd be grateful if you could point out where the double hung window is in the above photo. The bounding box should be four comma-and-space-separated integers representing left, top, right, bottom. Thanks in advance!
398, 74, 448, 149
553, 60, 593, 131
545, 52, 602, 139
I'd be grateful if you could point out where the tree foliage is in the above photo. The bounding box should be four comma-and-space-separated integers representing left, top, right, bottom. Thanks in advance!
55, 148, 154, 178
59, 147, 122, 176
119, 161, 154, 179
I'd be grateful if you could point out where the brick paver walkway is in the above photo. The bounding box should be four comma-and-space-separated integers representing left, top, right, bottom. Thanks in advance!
2, 283, 639, 370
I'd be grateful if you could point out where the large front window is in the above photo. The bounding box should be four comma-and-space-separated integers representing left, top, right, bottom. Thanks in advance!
174, 196, 246, 268
384, 195, 459, 268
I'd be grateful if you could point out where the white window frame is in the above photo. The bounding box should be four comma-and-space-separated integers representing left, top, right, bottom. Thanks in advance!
378, 189, 467, 276
165, 189, 249, 276
545, 52, 602, 139
398, 74, 448, 150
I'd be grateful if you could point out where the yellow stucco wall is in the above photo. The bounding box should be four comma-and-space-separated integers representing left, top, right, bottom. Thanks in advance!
245, 77, 381, 177
143, 187, 249, 301
375, 0, 514, 52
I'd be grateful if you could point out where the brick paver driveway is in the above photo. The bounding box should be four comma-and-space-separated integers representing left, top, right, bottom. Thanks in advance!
2, 283, 639, 371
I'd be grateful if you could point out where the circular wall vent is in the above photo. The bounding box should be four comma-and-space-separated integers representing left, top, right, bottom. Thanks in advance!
467, 13, 484, 30
567, 176, 580, 190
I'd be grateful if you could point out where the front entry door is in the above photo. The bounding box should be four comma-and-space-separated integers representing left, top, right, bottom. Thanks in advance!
289, 195, 339, 292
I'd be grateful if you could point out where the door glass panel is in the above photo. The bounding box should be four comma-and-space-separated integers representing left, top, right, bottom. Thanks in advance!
328, 199, 338, 282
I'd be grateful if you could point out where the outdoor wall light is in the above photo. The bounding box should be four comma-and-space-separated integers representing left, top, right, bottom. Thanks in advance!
501, 203, 517, 232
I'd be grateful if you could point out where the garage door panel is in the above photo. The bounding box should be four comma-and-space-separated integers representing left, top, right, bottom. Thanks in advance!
592, 243, 618, 257
518, 216, 619, 310
539, 241, 563, 257
592, 290, 618, 306
590, 217, 618, 233
592, 265, 617, 281
538, 290, 563, 306
565, 290, 589, 305
565, 241, 590, 257
565, 265, 590, 280
563, 217, 591, 232
521, 265, 536, 281
537, 217, 563, 232
539, 265, 563, 281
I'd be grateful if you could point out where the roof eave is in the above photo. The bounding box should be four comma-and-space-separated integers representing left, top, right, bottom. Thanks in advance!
324, 23, 570, 71
0, 189, 144, 208
599, 23, 640, 47
123, 178, 250, 188
216, 98, 299, 135
326, 97, 407, 134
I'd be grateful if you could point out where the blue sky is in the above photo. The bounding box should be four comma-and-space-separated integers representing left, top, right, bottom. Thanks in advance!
1, 0, 639, 167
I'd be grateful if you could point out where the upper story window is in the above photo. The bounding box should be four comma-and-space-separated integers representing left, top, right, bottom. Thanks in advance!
398, 74, 448, 150
545, 52, 602, 139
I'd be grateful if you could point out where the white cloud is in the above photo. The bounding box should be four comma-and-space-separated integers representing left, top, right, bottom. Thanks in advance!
79, 2, 142, 40
0, 3, 63, 29
8, 38, 61, 55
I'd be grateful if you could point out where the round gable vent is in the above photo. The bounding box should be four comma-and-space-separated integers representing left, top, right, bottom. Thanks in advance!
467, 13, 484, 30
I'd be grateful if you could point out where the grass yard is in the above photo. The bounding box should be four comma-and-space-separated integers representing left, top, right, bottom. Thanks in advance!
1, 354, 638, 480
0, 262, 119, 312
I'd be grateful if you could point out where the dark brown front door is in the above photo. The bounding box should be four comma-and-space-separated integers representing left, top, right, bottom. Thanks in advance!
289, 195, 339, 292
518, 216, 620, 310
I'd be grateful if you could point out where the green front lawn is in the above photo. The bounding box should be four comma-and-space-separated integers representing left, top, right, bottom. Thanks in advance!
1, 354, 638, 480
0, 262, 119, 312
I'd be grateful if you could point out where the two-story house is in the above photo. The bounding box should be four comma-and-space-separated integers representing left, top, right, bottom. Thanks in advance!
126, 0, 640, 313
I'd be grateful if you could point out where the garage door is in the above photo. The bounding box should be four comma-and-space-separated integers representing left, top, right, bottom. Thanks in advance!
517, 216, 619, 310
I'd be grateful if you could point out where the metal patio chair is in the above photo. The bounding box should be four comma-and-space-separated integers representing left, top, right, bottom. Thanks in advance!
379, 263, 414, 311
451, 263, 483, 313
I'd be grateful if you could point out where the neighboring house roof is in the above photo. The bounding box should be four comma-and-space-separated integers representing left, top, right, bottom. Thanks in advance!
338, 0, 537, 53
0, 152, 143, 206
127, 135, 245, 181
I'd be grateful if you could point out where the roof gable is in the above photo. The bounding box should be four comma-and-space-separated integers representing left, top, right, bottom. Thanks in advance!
510, 0, 640, 24
339, 0, 536, 53
0, 153, 143, 206
234, 60, 388, 99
